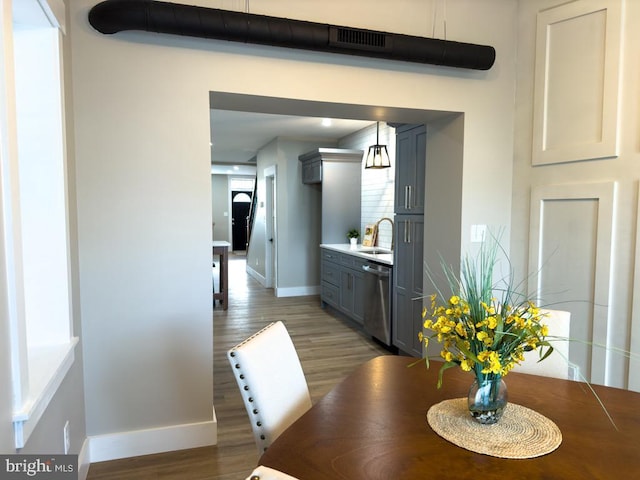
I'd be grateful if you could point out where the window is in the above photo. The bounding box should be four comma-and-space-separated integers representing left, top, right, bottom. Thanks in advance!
233, 192, 252, 203
1, 0, 76, 448
230, 177, 255, 192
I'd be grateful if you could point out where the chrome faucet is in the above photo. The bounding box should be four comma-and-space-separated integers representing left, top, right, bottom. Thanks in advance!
375, 217, 394, 250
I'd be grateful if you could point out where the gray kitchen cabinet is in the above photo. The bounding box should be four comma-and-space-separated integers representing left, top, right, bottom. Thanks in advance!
394, 125, 426, 215
392, 215, 424, 357
393, 123, 427, 357
321, 248, 365, 325
338, 254, 366, 325
320, 250, 341, 308
300, 158, 322, 184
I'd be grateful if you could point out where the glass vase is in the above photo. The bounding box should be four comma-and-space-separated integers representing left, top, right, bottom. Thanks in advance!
467, 375, 508, 424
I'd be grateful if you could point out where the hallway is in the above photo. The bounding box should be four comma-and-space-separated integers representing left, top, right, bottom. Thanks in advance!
88, 254, 390, 479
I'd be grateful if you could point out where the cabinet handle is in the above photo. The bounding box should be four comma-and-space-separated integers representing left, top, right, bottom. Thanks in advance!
404, 185, 409, 209
403, 220, 408, 243
408, 185, 413, 209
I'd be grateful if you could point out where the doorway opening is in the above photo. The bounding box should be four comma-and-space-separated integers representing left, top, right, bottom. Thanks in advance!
209, 93, 463, 300
228, 177, 255, 253
231, 191, 251, 251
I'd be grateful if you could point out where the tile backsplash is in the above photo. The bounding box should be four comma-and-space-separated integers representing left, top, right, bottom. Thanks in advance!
339, 122, 396, 250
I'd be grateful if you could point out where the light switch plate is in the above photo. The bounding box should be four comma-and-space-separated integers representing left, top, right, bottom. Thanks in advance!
471, 224, 487, 243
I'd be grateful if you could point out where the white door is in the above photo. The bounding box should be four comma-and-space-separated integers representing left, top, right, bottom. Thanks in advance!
265, 167, 277, 290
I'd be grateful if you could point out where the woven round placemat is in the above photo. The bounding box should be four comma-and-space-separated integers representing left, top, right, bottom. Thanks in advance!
427, 398, 562, 459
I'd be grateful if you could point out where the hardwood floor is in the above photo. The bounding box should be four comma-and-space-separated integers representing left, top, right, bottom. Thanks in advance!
87, 254, 390, 479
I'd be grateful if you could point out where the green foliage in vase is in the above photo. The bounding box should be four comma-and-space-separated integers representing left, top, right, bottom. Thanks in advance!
347, 228, 360, 239
419, 234, 553, 388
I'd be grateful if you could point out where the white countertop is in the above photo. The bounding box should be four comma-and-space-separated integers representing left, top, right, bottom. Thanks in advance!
320, 243, 393, 266
212, 241, 231, 247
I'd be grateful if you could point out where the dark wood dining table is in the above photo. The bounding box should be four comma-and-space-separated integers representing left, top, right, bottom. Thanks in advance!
258, 355, 640, 479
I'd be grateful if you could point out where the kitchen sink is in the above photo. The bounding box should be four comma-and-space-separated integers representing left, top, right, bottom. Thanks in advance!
359, 248, 392, 255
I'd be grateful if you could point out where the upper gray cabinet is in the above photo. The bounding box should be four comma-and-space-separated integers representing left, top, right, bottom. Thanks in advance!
298, 148, 362, 185
394, 125, 426, 215
301, 157, 323, 184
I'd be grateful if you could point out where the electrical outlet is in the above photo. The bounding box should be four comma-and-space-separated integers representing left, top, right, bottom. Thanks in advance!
63, 421, 70, 454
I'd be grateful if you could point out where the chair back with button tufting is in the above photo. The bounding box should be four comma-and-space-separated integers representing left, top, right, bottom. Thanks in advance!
228, 321, 312, 455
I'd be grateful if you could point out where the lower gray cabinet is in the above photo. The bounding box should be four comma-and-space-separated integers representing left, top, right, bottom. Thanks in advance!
392, 215, 424, 357
339, 263, 365, 325
321, 249, 365, 325
321, 250, 340, 309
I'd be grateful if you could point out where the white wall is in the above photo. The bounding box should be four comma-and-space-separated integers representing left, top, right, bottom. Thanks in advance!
71, 1, 215, 453
512, 0, 638, 389
248, 137, 334, 295
69, 0, 518, 459
211, 174, 229, 241
276, 138, 329, 294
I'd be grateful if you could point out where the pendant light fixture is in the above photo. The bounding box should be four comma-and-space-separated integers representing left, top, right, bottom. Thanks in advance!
364, 122, 391, 169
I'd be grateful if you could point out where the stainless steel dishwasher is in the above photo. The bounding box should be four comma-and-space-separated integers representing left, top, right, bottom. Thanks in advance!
362, 261, 392, 347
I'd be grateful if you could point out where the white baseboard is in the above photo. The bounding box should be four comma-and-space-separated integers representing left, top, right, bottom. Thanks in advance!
88, 409, 217, 463
276, 285, 320, 297
246, 265, 266, 286
78, 438, 90, 480
245, 265, 320, 298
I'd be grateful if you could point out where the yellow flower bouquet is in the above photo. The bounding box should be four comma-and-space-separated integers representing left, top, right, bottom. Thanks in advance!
419, 236, 553, 423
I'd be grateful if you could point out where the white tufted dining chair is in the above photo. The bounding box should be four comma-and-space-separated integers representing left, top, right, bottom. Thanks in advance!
516, 309, 572, 379
227, 321, 312, 455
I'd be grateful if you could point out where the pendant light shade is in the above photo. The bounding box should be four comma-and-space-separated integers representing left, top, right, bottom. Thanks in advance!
365, 122, 391, 169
